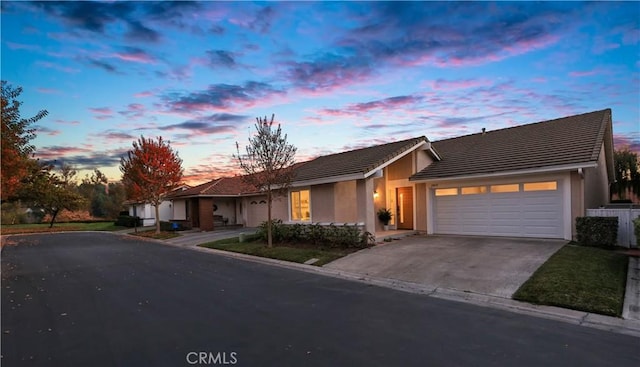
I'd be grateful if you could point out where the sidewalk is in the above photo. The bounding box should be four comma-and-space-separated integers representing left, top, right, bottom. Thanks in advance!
623, 256, 640, 321
115, 226, 257, 247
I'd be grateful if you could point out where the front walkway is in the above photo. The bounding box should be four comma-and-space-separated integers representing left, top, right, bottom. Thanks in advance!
163, 227, 258, 247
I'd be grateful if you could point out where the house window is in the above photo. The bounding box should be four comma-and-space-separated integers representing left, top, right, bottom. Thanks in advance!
290, 189, 311, 221
524, 181, 557, 191
435, 188, 458, 196
490, 184, 520, 193
461, 186, 487, 195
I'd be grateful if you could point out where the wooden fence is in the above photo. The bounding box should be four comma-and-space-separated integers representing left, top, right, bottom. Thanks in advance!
586, 208, 640, 248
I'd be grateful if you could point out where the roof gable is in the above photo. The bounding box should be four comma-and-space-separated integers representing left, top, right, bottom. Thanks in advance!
410, 109, 613, 181
292, 136, 428, 184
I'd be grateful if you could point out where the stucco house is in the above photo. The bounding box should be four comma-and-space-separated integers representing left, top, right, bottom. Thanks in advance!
168, 109, 614, 240
125, 185, 190, 226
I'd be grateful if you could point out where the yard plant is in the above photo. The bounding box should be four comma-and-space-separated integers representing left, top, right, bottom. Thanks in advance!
513, 245, 628, 317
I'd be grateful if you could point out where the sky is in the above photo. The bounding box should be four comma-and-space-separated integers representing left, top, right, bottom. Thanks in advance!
2, 1, 639, 185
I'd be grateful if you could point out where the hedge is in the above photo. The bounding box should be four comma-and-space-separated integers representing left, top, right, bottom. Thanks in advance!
634, 217, 640, 247
575, 216, 618, 248
257, 220, 374, 248
114, 215, 142, 227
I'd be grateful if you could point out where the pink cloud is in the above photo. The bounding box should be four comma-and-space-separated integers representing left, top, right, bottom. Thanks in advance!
429, 78, 493, 91
134, 91, 154, 98
89, 107, 113, 114
55, 119, 81, 125
113, 51, 157, 64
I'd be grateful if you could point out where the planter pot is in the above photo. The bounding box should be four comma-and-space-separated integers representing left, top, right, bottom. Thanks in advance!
383, 225, 389, 231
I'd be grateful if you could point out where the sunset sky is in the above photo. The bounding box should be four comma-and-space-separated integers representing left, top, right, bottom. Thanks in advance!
2, 1, 639, 185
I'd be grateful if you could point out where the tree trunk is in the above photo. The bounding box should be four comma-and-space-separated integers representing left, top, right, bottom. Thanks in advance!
154, 203, 161, 234
49, 208, 59, 228
267, 189, 273, 248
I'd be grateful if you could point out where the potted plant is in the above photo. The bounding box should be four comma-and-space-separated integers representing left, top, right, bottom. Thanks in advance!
377, 208, 393, 230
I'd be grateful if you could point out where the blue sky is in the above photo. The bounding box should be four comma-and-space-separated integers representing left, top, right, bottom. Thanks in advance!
2, 1, 639, 184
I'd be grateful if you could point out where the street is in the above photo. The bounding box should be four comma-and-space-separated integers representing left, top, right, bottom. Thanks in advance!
2, 232, 638, 366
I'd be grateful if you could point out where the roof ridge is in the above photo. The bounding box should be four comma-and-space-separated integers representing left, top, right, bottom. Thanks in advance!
365, 136, 426, 173
320, 135, 426, 159
431, 109, 610, 143
590, 108, 611, 162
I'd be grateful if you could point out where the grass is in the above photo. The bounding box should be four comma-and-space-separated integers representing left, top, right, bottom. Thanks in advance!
130, 230, 180, 240
513, 244, 629, 317
198, 237, 358, 266
1, 221, 127, 235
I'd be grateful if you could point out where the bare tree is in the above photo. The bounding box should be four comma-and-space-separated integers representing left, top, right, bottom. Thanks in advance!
235, 114, 296, 247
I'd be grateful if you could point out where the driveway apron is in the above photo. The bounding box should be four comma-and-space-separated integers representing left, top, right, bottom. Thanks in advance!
324, 235, 565, 298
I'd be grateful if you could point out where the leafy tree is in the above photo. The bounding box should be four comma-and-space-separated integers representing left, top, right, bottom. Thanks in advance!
612, 148, 640, 202
1, 81, 48, 201
120, 136, 183, 233
18, 161, 86, 227
235, 114, 297, 248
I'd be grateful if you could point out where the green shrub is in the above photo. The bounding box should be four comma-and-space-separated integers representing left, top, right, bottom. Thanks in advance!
114, 215, 142, 227
633, 217, 640, 247
576, 216, 618, 248
257, 220, 373, 248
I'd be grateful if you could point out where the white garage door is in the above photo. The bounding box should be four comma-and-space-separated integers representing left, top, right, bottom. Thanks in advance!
434, 181, 563, 238
246, 198, 268, 227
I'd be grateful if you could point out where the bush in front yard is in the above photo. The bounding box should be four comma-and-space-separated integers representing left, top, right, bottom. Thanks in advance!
258, 220, 374, 248
575, 216, 618, 248
114, 215, 141, 227
634, 217, 640, 247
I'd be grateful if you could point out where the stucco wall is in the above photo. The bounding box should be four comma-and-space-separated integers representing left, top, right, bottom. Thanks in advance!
213, 198, 237, 224
388, 153, 413, 180
570, 170, 584, 238
310, 184, 334, 222
172, 199, 187, 220
415, 183, 427, 232
373, 176, 387, 231
334, 180, 358, 222
416, 149, 434, 173
584, 144, 610, 209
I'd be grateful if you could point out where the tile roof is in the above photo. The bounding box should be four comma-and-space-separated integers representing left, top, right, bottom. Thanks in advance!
410, 109, 613, 181
292, 136, 427, 182
167, 176, 260, 198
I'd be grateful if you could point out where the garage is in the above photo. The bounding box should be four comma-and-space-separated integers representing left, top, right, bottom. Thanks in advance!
433, 180, 564, 239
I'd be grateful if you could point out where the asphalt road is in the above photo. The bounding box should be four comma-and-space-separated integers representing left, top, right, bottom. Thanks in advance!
2, 232, 639, 367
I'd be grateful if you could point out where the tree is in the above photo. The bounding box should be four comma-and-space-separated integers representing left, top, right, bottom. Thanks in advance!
235, 114, 297, 248
120, 136, 183, 233
1, 81, 48, 201
18, 161, 86, 228
612, 148, 640, 202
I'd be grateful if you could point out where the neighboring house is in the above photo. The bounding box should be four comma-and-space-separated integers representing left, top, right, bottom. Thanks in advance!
168, 109, 614, 240
166, 176, 281, 230
125, 185, 191, 226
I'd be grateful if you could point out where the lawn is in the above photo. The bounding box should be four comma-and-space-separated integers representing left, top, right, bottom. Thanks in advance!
129, 230, 180, 240
513, 245, 629, 317
198, 237, 358, 266
1, 221, 126, 235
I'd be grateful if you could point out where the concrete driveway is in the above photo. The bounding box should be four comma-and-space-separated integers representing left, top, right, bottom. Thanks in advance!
324, 235, 566, 298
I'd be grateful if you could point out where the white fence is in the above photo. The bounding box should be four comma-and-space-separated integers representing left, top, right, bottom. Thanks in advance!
586, 209, 640, 248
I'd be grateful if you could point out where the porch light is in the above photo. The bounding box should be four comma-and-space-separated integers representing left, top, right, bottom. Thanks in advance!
373, 190, 379, 199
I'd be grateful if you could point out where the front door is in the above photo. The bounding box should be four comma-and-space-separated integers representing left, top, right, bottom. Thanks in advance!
396, 187, 414, 230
